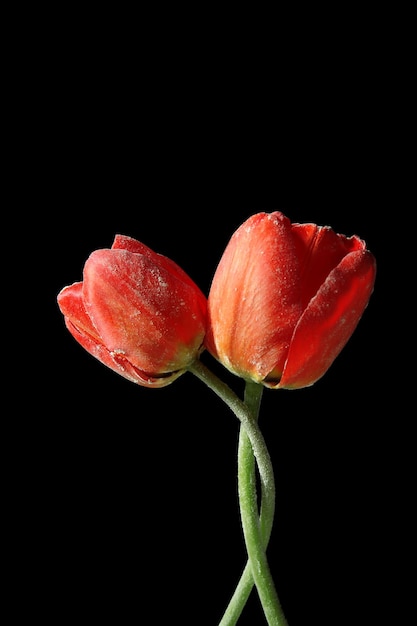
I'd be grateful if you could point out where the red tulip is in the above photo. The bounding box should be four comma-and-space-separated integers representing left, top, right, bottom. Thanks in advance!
205, 212, 376, 389
57, 235, 207, 387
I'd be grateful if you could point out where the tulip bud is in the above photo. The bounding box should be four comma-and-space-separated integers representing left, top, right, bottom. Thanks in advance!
205, 212, 376, 389
57, 235, 207, 387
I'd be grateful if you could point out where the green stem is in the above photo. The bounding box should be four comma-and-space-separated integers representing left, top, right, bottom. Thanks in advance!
243, 381, 274, 552
218, 383, 275, 626
238, 382, 288, 626
188, 360, 288, 626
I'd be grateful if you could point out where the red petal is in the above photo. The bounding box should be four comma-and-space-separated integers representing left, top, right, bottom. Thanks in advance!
206, 212, 304, 380
58, 281, 182, 387
113, 234, 206, 299
291, 223, 365, 308
112, 234, 156, 255
63, 315, 181, 387
57, 282, 101, 342
83, 248, 205, 373
278, 249, 376, 389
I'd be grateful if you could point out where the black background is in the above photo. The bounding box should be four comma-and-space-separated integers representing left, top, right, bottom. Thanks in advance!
44, 188, 388, 626
17, 16, 410, 625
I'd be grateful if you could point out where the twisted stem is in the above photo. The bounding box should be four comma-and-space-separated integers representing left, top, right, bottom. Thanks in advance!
188, 360, 288, 625
219, 382, 274, 626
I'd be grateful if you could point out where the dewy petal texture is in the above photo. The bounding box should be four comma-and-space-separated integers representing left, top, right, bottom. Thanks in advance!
205, 212, 304, 381
279, 248, 376, 389
57, 235, 207, 387
205, 211, 376, 389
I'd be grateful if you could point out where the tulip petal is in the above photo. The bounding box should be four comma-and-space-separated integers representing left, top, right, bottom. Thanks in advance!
57, 282, 101, 342
277, 249, 376, 389
58, 235, 207, 388
57, 278, 188, 387
291, 223, 365, 309
83, 248, 206, 374
206, 212, 304, 381
112, 234, 208, 298
57, 282, 142, 383
64, 314, 182, 387
112, 234, 156, 255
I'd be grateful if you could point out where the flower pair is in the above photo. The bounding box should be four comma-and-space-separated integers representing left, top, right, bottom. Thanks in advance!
57, 212, 376, 390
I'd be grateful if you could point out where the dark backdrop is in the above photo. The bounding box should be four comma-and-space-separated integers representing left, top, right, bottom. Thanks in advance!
23, 26, 405, 624
41, 174, 387, 625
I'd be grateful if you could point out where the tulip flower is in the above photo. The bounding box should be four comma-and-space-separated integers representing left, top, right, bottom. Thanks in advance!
57, 234, 207, 387
205, 211, 376, 389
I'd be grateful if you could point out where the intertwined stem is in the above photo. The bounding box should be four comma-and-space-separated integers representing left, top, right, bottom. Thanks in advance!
188, 360, 288, 625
